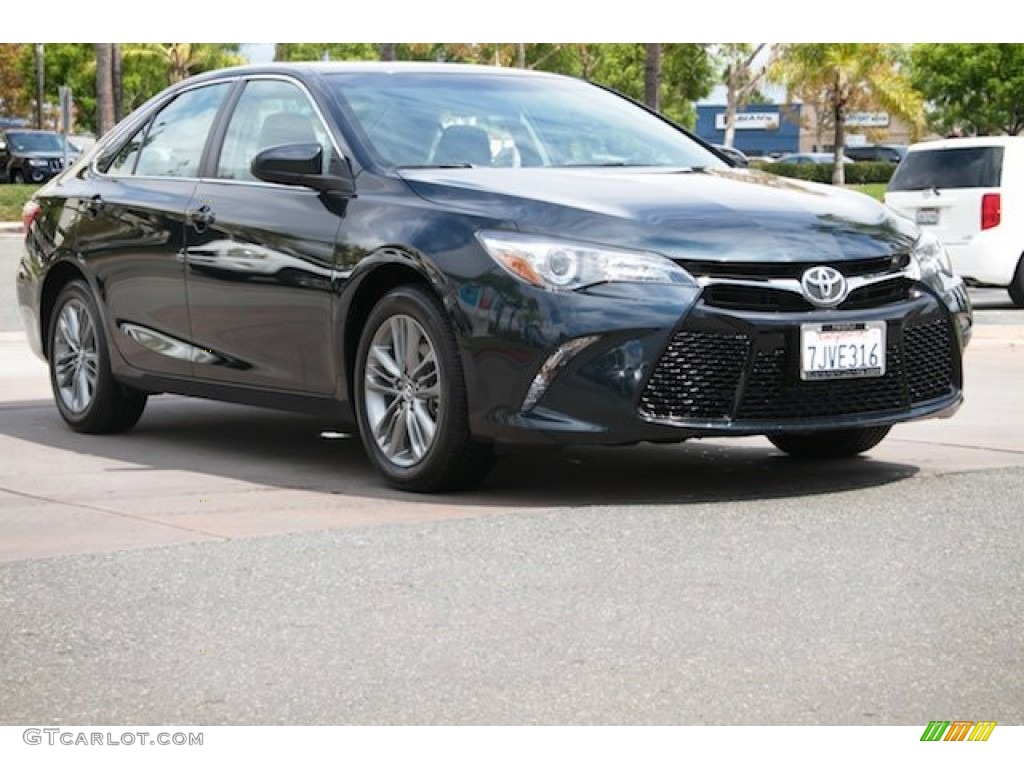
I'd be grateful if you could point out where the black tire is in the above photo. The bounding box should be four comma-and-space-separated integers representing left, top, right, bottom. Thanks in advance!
1008, 255, 1024, 308
353, 284, 495, 492
10, 169, 25, 184
767, 426, 891, 459
48, 280, 147, 434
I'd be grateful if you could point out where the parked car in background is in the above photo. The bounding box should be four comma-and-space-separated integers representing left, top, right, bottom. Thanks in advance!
886, 136, 1024, 307
844, 144, 907, 164
0, 129, 81, 183
775, 152, 855, 165
16, 63, 971, 491
712, 143, 750, 167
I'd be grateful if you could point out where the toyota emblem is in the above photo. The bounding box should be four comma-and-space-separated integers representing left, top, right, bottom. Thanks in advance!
801, 265, 848, 307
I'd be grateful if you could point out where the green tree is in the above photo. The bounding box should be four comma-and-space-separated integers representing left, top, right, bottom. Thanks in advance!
130, 43, 243, 85
0, 44, 29, 118
275, 43, 381, 62
772, 43, 923, 184
14, 43, 242, 134
911, 43, 1024, 136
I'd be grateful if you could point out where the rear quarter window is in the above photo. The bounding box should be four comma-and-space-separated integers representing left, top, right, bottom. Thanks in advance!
889, 146, 1003, 191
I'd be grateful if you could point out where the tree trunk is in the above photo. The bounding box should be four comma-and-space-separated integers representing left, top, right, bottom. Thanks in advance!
832, 95, 846, 186
724, 66, 738, 147
516, 43, 526, 69
95, 43, 115, 137
34, 43, 44, 129
112, 43, 123, 122
379, 43, 396, 62
644, 43, 661, 112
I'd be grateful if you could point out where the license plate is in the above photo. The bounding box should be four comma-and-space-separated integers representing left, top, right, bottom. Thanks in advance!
800, 322, 886, 380
916, 207, 939, 225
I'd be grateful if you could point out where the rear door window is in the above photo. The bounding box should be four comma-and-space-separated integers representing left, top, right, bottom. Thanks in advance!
889, 146, 1003, 190
133, 83, 230, 178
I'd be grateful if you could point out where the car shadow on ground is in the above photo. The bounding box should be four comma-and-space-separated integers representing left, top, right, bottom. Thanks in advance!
0, 395, 919, 508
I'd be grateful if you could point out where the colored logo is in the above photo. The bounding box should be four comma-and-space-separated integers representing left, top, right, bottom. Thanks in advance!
920, 721, 996, 741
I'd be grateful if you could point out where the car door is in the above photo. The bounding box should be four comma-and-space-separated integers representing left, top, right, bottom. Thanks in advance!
72, 81, 232, 377
183, 77, 343, 394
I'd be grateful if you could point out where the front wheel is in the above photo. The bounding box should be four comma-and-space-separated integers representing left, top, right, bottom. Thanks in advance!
48, 280, 147, 433
767, 426, 891, 459
354, 285, 495, 492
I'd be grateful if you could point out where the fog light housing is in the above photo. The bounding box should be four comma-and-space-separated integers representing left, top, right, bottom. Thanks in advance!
522, 335, 601, 412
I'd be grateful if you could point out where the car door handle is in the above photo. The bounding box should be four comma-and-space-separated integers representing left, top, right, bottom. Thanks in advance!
85, 194, 104, 217
188, 205, 216, 229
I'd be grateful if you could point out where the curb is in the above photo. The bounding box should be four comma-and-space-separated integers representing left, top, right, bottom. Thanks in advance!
0, 222, 22, 234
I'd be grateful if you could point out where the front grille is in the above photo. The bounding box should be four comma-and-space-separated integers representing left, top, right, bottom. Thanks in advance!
638, 331, 750, 420
735, 344, 905, 419
678, 253, 910, 281
702, 284, 811, 312
639, 316, 955, 424
684, 253, 913, 313
905, 319, 954, 401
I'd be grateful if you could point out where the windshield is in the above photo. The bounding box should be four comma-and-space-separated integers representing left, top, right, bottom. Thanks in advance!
6, 131, 73, 153
326, 72, 724, 170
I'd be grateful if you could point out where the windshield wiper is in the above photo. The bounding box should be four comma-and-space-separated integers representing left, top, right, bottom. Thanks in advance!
397, 163, 474, 169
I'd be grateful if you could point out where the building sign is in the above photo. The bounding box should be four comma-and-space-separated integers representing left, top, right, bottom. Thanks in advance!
715, 112, 781, 131
845, 112, 890, 128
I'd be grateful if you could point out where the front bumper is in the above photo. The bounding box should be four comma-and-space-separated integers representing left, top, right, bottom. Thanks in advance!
462, 277, 970, 446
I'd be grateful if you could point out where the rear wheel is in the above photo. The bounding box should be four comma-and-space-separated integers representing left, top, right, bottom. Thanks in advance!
767, 426, 891, 459
10, 169, 25, 184
48, 280, 147, 433
1008, 255, 1024, 308
354, 285, 495, 492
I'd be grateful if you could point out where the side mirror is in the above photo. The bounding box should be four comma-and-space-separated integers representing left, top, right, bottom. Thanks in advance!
251, 143, 356, 196
0, 139, 7, 152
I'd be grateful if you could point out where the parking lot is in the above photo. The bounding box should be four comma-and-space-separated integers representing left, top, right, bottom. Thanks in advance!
1, 233, 1022, 724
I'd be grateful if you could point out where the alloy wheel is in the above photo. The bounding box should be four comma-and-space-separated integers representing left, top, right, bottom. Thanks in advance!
362, 314, 441, 467
52, 298, 100, 414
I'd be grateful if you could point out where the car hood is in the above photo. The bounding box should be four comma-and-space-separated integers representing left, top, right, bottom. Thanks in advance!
398, 166, 919, 262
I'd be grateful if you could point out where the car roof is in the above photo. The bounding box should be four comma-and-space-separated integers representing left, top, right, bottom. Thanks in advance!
184, 61, 567, 86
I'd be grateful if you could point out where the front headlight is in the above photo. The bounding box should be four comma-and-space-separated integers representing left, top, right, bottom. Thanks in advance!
476, 231, 694, 292
28, 159, 50, 167
909, 231, 953, 282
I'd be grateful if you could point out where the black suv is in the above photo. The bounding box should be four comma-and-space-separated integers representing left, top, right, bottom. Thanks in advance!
843, 144, 907, 163
0, 129, 79, 183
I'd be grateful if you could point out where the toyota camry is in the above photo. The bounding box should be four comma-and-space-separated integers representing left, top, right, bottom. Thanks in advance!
15, 63, 972, 491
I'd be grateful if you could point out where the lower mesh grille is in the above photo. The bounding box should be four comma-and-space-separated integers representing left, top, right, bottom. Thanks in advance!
638, 331, 750, 420
640, 317, 955, 424
906, 319, 955, 401
735, 344, 905, 419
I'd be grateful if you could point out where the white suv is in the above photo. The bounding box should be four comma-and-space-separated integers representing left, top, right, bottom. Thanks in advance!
885, 136, 1024, 307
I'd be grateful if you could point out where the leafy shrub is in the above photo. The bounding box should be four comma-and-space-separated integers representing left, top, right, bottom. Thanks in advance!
751, 160, 896, 185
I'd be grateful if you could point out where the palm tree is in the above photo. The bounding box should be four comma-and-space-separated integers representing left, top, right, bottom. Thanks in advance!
772, 44, 923, 184
95, 43, 115, 136
644, 44, 661, 111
